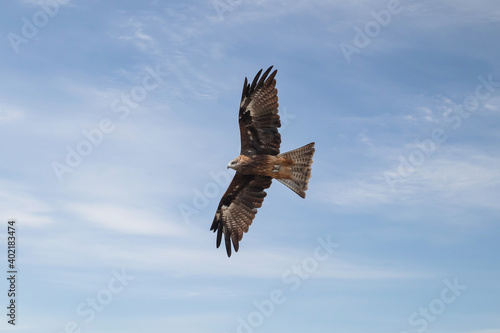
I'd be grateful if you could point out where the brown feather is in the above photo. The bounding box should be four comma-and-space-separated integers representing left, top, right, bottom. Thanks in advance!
210, 173, 272, 257
239, 66, 281, 156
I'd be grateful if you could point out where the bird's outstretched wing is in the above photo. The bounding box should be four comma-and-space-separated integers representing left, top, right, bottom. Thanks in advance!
239, 66, 281, 156
210, 173, 273, 257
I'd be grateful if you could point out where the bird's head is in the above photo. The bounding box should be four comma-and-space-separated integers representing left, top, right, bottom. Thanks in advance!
227, 157, 242, 171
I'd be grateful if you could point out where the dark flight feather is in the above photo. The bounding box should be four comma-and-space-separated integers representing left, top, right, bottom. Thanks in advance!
210, 172, 272, 257
239, 66, 281, 156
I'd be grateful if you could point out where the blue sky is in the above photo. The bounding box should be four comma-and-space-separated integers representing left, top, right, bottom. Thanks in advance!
1, 0, 499, 332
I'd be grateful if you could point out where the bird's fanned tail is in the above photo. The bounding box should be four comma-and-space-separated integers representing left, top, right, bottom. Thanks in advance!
276, 142, 315, 198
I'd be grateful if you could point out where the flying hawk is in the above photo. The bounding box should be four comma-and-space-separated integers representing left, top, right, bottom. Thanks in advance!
210, 66, 315, 257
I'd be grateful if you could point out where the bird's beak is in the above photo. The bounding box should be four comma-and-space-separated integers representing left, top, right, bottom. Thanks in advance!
227, 165, 230, 169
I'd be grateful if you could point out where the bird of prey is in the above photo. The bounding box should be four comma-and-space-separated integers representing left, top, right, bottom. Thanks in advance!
210, 66, 315, 257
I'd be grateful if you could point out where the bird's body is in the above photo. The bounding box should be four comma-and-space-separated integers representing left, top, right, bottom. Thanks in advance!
210, 66, 315, 256
228, 154, 294, 179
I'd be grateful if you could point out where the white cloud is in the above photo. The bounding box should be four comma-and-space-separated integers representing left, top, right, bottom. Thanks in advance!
0, 104, 24, 122
66, 203, 186, 236
358, 133, 375, 150
0, 180, 54, 227
22, 225, 426, 283
320, 152, 500, 210
484, 96, 500, 111
117, 23, 157, 53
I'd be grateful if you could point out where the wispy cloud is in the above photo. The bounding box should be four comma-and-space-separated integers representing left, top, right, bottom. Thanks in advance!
0, 180, 54, 227
0, 104, 23, 122
320, 152, 500, 210
66, 203, 186, 236
21, 226, 427, 282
